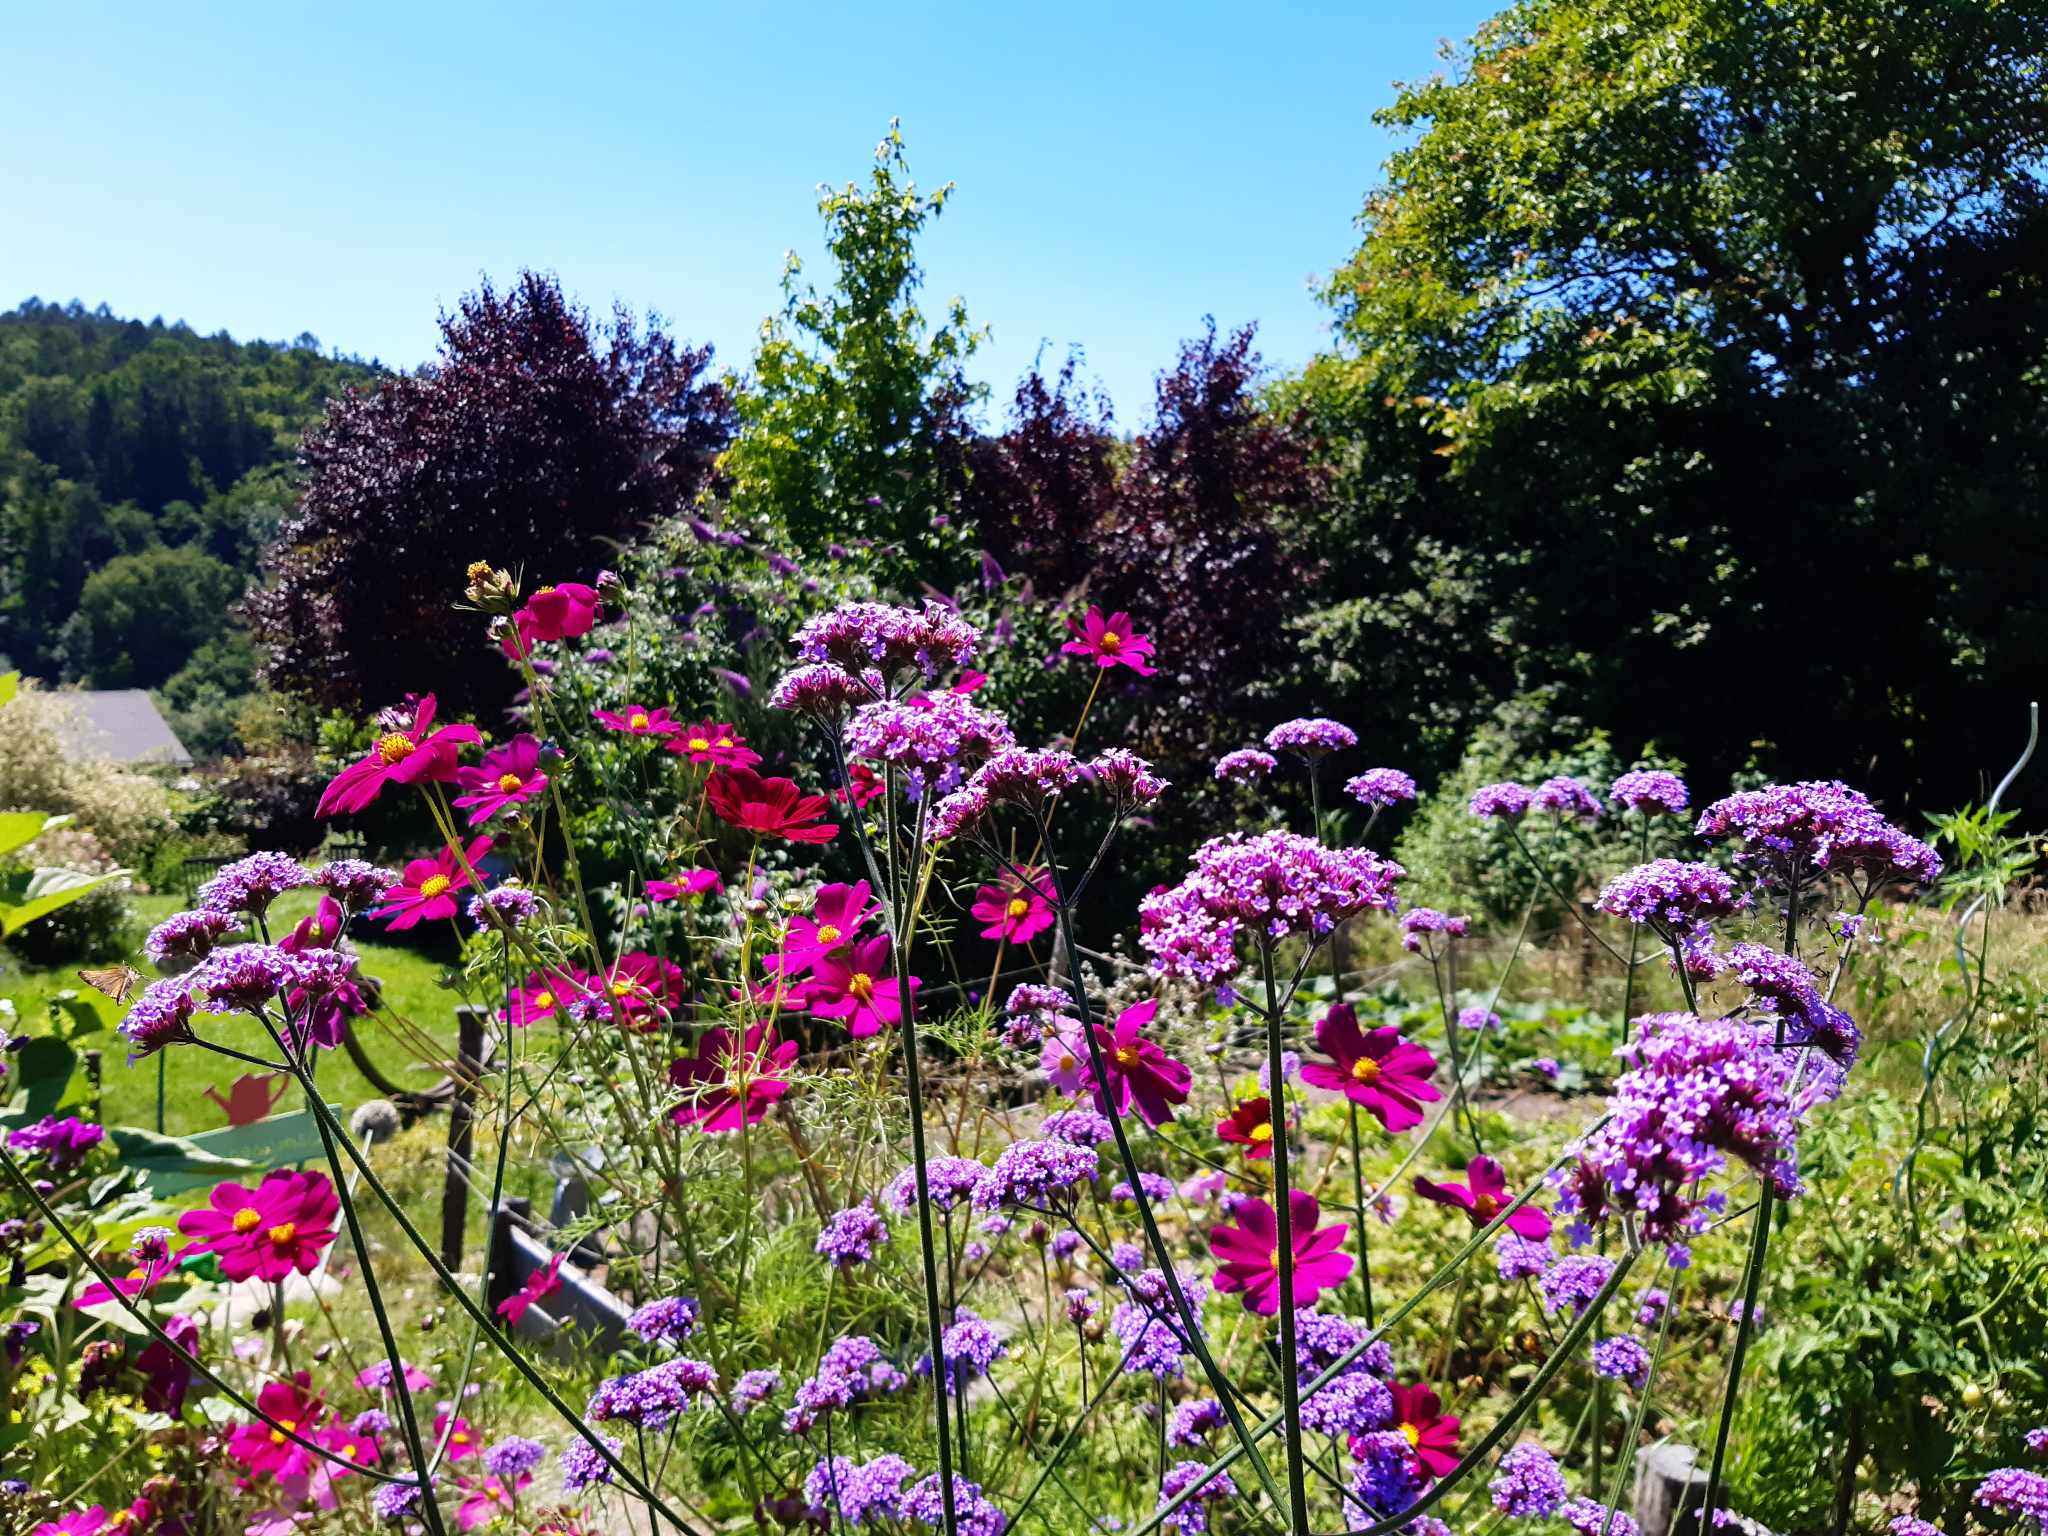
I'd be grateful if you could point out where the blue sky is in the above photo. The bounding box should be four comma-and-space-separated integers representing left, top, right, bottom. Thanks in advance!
0, 1, 1494, 421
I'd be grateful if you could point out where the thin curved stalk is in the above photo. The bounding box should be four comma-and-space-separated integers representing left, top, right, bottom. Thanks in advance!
1259, 937, 1310, 1536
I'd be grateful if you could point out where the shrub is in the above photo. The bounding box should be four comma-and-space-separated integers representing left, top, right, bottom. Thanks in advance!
3, 824, 133, 963
0, 678, 175, 864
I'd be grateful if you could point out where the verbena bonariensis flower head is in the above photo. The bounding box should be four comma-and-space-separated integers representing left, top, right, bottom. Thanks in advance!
808, 1453, 918, 1526
1346, 767, 1417, 809
884, 1155, 986, 1215
1697, 780, 1942, 887
119, 978, 196, 1059
783, 1335, 910, 1433
1140, 831, 1403, 980
816, 1200, 891, 1268
1553, 1012, 1804, 1252
1610, 769, 1689, 815
1265, 717, 1358, 757
1301, 1005, 1440, 1132
844, 693, 1015, 798
1159, 1460, 1237, 1536
918, 1308, 1007, 1390
795, 600, 980, 683
924, 747, 1084, 842
177, 1169, 338, 1282
196, 852, 315, 917
1726, 941, 1862, 1078
144, 908, 243, 974
1469, 781, 1535, 820
1085, 748, 1170, 815
6, 1115, 105, 1174
1591, 1333, 1651, 1388
1534, 775, 1603, 822
626, 1295, 700, 1349
314, 858, 401, 912
1491, 1443, 1569, 1517
587, 1355, 718, 1429
769, 661, 886, 725
972, 1138, 1098, 1213
1416, 1153, 1554, 1239
316, 693, 481, 819
1399, 907, 1468, 955
1595, 859, 1744, 944
1215, 748, 1277, 782
1112, 1271, 1208, 1379
189, 943, 299, 1015
1976, 1468, 2048, 1528
1209, 1189, 1354, 1314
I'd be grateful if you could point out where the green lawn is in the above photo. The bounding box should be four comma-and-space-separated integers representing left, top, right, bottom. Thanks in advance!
2, 888, 464, 1136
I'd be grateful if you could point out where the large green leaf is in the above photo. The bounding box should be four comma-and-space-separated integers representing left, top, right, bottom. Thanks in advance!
126, 1108, 341, 1199
105, 1125, 260, 1200
0, 866, 126, 938
0, 1036, 79, 1129
0, 811, 61, 862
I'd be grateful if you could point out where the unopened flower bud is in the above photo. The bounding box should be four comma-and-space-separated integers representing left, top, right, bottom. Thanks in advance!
464, 562, 519, 613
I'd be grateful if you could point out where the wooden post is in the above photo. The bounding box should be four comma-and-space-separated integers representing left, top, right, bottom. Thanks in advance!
1635, 1442, 1710, 1536
440, 1005, 487, 1271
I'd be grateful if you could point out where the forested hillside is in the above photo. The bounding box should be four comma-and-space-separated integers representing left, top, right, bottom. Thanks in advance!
0, 299, 377, 750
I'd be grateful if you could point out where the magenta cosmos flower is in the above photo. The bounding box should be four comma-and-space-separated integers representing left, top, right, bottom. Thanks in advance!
225, 1374, 327, 1479
1086, 999, 1191, 1127
503, 968, 587, 1028
664, 720, 762, 769
647, 868, 723, 903
765, 881, 876, 977
1414, 1154, 1552, 1239
1210, 1190, 1354, 1314
599, 951, 686, 1028
503, 580, 600, 656
177, 1169, 339, 1282
497, 1251, 564, 1323
1061, 606, 1157, 674
1389, 1382, 1462, 1478
669, 1024, 799, 1133
316, 694, 480, 819
594, 703, 681, 737
970, 871, 1055, 944
453, 735, 549, 824
368, 837, 492, 931
1300, 1005, 1441, 1132
807, 935, 920, 1037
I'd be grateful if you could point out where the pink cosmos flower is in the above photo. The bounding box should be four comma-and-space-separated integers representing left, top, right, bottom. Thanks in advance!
316, 694, 480, 819
663, 720, 762, 769
458, 1474, 532, 1530
598, 951, 686, 1029
137, 1313, 199, 1414
503, 581, 600, 657
1387, 1382, 1462, 1478
1087, 999, 1191, 1127
497, 1252, 565, 1324
453, 735, 549, 824
1413, 1154, 1553, 1239
176, 1169, 340, 1282
368, 837, 492, 931
1040, 1029, 1090, 1094
318, 1419, 382, 1475
503, 969, 587, 1028
356, 1359, 434, 1393
593, 703, 681, 737
434, 1411, 482, 1460
669, 1024, 799, 1133
277, 893, 345, 954
1299, 1005, 1441, 1132
807, 935, 918, 1037
764, 881, 875, 977
1209, 1190, 1354, 1314
74, 1249, 175, 1310
647, 868, 723, 903
33, 1508, 110, 1536
1061, 607, 1157, 675
833, 763, 886, 808
970, 871, 1055, 944
225, 1375, 326, 1479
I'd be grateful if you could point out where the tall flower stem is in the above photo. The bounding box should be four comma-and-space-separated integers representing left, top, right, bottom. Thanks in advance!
1040, 869, 1288, 1518
1347, 1103, 1373, 1326
1259, 938, 1311, 1536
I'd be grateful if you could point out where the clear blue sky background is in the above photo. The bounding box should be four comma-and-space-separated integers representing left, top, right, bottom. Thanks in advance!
0, 1, 1494, 422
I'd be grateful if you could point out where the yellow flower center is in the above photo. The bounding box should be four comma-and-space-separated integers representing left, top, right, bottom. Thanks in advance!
716, 736, 734, 748
342, 1442, 360, 1460
125, 1266, 145, 1282
1007, 897, 1030, 920
452, 1431, 470, 1445
611, 979, 635, 998
536, 584, 556, 595
268, 1223, 297, 1247
1058, 1051, 1077, 1072
1351, 1057, 1381, 1083
418, 875, 452, 900
688, 737, 711, 751
1101, 631, 1122, 650
1402, 1422, 1422, 1449
497, 772, 523, 793
271, 1418, 297, 1445
534, 990, 554, 1010
232, 1208, 262, 1234
1114, 1045, 1140, 1067
629, 712, 651, 729
1266, 1248, 1281, 1270
376, 732, 415, 765
815, 924, 842, 946
1473, 1194, 1501, 1220
848, 973, 875, 1003
466, 561, 493, 582
1249, 1123, 1274, 1143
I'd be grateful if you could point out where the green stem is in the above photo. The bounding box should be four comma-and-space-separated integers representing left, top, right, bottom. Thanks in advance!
1260, 939, 1310, 1536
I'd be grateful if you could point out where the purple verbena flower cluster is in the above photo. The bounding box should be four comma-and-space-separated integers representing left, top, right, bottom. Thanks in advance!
1265, 718, 1357, 755
1346, 768, 1417, 808
1610, 771, 1689, 816
1491, 1443, 1569, 1517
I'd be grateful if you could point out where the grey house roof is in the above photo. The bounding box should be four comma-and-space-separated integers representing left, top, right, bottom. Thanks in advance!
52, 689, 192, 767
